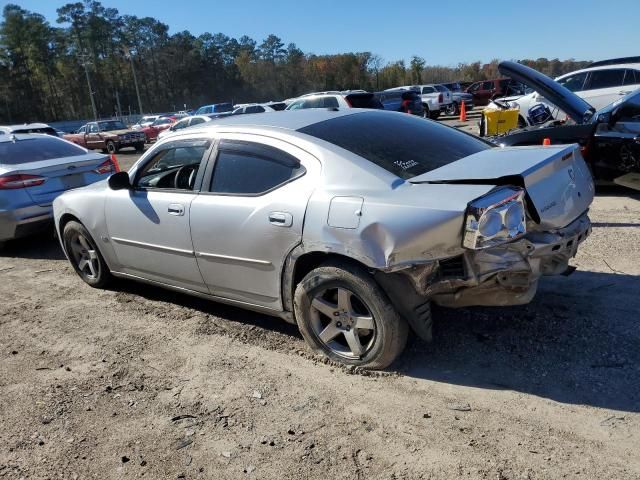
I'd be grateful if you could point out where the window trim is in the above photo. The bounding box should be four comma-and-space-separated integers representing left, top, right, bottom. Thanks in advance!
200, 138, 307, 197
132, 138, 214, 194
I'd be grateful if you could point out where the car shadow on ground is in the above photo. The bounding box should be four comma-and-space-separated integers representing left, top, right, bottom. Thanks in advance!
399, 270, 640, 413
108, 278, 303, 340
0, 232, 65, 260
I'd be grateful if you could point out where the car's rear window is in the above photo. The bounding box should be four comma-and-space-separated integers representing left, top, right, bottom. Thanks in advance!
0, 136, 85, 165
434, 85, 448, 92
298, 111, 491, 180
214, 103, 233, 113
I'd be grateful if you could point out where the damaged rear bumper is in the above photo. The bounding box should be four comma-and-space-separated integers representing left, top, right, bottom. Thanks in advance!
378, 212, 591, 321
431, 212, 591, 307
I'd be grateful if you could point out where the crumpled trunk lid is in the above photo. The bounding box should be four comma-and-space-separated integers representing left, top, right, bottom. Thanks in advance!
409, 144, 595, 229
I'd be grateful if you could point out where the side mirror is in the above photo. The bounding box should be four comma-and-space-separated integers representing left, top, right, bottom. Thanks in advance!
108, 171, 131, 190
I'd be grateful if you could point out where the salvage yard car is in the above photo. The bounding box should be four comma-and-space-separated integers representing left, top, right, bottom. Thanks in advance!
493, 61, 640, 191
64, 120, 145, 154
0, 134, 119, 247
53, 109, 594, 369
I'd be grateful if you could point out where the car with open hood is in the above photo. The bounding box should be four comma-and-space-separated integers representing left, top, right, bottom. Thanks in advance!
53, 109, 593, 369
494, 61, 640, 191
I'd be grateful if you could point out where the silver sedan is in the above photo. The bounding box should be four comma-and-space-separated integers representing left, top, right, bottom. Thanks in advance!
53, 110, 594, 369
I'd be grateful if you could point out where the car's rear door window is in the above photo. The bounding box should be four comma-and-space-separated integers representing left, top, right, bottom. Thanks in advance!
0, 136, 86, 165
298, 111, 491, 180
585, 69, 626, 90
209, 140, 306, 195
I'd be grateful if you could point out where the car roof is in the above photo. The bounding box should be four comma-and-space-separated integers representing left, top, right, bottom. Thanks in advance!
0, 132, 57, 143
559, 63, 640, 77
0, 123, 51, 130
189, 109, 359, 132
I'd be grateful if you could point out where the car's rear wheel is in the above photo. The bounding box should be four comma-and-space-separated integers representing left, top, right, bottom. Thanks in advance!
106, 141, 117, 154
422, 104, 430, 119
445, 102, 459, 116
63, 221, 111, 288
294, 261, 408, 369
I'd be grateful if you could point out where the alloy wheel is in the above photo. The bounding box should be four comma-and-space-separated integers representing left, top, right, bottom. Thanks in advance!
68, 232, 100, 280
309, 286, 376, 359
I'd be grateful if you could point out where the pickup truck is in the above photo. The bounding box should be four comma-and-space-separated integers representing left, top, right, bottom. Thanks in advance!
384, 85, 451, 119
64, 120, 146, 154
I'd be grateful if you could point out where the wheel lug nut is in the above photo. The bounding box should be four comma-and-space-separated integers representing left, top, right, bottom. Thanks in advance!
336, 321, 342, 328
333, 312, 340, 317
345, 325, 351, 331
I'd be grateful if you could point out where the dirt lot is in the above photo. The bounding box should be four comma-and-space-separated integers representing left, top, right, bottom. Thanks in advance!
1, 147, 640, 478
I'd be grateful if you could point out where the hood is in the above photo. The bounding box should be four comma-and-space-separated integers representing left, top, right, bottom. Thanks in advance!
498, 61, 595, 124
101, 129, 138, 135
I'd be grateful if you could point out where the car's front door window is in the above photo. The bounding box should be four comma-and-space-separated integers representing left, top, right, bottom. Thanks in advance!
136, 140, 211, 191
557, 72, 588, 92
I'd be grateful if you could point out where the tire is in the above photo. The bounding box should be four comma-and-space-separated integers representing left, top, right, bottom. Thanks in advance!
62, 221, 111, 288
294, 261, 408, 369
430, 111, 440, 120
422, 104, 429, 119
106, 140, 117, 154
134, 142, 145, 152
445, 102, 459, 116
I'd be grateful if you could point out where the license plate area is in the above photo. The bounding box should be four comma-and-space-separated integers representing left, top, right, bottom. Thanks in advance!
61, 173, 85, 190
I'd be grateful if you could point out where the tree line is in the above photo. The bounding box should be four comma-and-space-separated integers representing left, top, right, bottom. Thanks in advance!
0, 1, 592, 123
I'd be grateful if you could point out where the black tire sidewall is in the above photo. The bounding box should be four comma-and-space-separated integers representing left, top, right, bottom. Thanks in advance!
294, 263, 407, 369
106, 141, 117, 154
62, 221, 111, 288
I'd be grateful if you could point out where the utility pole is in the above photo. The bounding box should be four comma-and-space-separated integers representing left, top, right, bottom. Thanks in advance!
78, 54, 98, 120
123, 47, 143, 114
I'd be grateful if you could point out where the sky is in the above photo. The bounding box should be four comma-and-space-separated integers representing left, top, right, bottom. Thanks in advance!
4, 0, 638, 65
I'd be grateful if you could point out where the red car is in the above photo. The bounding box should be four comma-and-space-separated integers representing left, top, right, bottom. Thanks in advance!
465, 78, 528, 106
141, 116, 179, 142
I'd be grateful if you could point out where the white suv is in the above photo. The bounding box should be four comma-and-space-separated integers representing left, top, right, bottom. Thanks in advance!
514, 59, 640, 126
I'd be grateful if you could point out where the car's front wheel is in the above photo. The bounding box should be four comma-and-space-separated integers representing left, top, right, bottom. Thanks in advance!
294, 261, 408, 369
106, 140, 118, 154
62, 221, 111, 288
134, 142, 145, 152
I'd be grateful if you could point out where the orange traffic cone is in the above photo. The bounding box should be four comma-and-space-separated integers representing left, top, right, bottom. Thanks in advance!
459, 100, 467, 122
110, 153, 121, 172
542, 138, 551, 146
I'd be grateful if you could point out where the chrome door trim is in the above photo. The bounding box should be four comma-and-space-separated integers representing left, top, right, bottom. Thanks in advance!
195, 251, 272, 266
111, 236, 194, 256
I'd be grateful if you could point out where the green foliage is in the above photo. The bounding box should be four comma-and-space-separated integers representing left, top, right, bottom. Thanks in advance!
0, 1, 592, 122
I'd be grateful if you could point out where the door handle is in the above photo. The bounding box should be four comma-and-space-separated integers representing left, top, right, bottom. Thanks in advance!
168, 203, 185, 216
268, 211, 293, 227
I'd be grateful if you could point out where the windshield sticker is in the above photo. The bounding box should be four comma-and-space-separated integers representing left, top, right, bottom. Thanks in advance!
394, 159, 419, 170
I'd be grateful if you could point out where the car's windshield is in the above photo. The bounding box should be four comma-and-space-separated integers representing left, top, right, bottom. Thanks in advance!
99, 121, 126, 131
298, 111, 492, 180
0, 136, 85, 164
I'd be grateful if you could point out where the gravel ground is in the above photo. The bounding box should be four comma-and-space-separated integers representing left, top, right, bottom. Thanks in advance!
0, 144, 639, 479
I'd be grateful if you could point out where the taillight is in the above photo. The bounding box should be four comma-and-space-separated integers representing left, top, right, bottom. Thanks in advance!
438, 93, 443, 103
94, 155, 120, 174
0, 174, 46, 189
